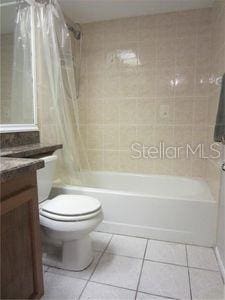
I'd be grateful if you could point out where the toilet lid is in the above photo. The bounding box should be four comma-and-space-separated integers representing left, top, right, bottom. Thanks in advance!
41, 195, 101, 218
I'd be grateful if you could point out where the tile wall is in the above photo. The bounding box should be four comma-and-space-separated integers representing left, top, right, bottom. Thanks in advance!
77, 8, 219, 181
206, 0, 225, 199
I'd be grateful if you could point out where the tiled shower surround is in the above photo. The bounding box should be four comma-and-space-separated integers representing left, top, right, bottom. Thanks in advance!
206, 0, 225, 199
76, 4, 225, 198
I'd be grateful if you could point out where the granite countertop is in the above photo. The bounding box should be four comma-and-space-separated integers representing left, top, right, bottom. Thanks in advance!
0, 157, 45, 182
0, 143, 62, 158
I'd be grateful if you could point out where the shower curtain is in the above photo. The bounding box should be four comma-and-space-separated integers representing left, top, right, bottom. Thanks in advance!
14, 0, 89, 184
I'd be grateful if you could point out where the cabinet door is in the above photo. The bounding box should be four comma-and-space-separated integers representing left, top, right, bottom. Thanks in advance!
1, 185, 43, 299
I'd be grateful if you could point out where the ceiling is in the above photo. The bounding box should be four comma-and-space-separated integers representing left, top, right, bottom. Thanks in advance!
60, 0, 214, 24
0, 0, 214, 35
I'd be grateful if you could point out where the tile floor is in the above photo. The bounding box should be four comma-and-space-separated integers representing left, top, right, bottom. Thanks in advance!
42, 232, 225, 300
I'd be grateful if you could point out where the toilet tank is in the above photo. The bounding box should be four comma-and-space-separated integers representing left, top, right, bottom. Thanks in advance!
37, 155, 57, 202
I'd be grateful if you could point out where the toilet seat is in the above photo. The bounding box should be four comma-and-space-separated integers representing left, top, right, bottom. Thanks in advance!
40, 194, 102, 222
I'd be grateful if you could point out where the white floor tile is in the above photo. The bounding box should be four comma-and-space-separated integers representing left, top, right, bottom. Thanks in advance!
80, 282, 136, 300
42, 272, 86, 300
91, 253, 142, 290
137, 292, 173, 299
187, 245, 219, 271
91, 232, 112, 252
47, 252, 102, 280
145, 240, 187, 266
139, 261, 190, 299
106, 235, 147, 258
190, 268, 224, 300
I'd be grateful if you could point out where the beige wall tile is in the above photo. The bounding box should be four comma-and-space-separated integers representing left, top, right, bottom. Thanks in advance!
103, 125, 120, 150
174, 66, 195, 97
173, 125, 193, 147
191, 159, 207, 178
157, 38, 176, 68
120, 125, 137, 150
136, 99, 156, 124
104, 150, 120, 171
176, 10, 198, 38
193, 99, 209, 125
138, 69, 157, 97
154, 125, 174, 146
136, 125, 155, 145
174, 98, 194, 125
77, 7, 221, 186
120, 150, 137, 172
138, 41, 157, 66
86, 98, 104, 124
155, 98, 175, 125
87, 125, 104, 149
87, 73, 104, 98
120, 71, 139, 97
138, 15, 157, 42
119, 98, 137, 124
103, 73, 121, 97
156, 67, 175, 97
103, 98, 120, 124
172, 159, 192, 177
195, 66, 213, 97
175, 37, 196, 68
136, 158, 155, 174
156, 12, 177, 39
120, 17, 138, 43
154, 158, 173, 175
87, 150, 104, 170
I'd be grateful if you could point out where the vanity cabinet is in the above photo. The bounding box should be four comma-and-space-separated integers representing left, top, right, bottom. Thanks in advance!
1, 171, 44, 299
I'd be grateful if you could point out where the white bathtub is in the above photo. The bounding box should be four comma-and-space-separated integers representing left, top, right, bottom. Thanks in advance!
51, 172, 218, 246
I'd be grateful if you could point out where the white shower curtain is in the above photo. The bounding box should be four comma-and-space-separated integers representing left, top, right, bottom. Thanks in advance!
14, 0, 89, 184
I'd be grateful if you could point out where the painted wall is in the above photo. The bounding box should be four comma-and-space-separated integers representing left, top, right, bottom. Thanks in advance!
1, 34, 14, 123
78, 8, 220, 184
0, 33, 34, 125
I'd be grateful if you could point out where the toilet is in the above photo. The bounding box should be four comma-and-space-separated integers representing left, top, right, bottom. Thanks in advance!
37, 155, 103, 271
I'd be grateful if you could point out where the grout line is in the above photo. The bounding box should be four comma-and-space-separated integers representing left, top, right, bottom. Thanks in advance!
213, 247, 225, 284
44, 237, 221, 273
89, 279, 137, 292
144, 258, 187, 268
92, 250, 221, 274
95, 230, 216, 249
78, 234, 114, 299
44, 231, 222, 299
88, 280, 178, 300
186, 245, 193, 300
134, 238, 149, 300
104, 250, 143, 261
137, 290, 178, 300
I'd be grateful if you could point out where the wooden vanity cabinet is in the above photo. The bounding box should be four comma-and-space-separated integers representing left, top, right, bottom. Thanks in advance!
1, 171, 44, 299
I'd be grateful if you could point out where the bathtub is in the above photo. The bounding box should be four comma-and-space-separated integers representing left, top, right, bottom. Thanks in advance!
51, 172, 218, 246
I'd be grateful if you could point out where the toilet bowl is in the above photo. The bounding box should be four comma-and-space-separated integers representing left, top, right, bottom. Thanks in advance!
37, 155, 103, 271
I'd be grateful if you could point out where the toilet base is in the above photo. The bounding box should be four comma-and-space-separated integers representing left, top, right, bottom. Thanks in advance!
42, 235, 94, 271
62, 235, 93, 271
